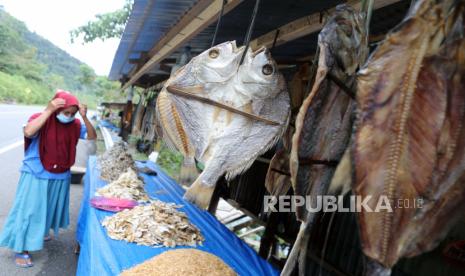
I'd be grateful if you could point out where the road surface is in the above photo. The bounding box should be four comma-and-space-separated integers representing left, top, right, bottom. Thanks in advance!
0, 104, 83, 276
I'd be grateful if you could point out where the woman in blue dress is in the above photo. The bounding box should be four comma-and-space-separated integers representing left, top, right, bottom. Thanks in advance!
0, 90, 97, 267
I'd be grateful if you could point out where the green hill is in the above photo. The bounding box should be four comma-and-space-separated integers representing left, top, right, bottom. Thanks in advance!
0, 7, 122, 107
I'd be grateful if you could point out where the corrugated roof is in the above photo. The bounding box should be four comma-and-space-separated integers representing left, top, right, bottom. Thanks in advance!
109, 0, 410, 86
109, 0, 198, 81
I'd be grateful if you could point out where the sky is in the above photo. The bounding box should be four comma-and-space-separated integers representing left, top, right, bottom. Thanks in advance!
0, 0, 127, 76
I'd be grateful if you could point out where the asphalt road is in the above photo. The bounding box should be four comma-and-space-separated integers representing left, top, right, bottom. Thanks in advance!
0, 104, 82, 276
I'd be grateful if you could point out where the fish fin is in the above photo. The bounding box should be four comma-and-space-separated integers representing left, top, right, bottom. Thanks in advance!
328, 147, 352, 195
225, 109, 290, 180
156, 91, 195, 158
178, 157, 199, 187
183, 178, 215, 209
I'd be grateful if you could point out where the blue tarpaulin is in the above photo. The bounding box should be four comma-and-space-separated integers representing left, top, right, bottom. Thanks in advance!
98, 120, 121, 133
76, 156, 279, 276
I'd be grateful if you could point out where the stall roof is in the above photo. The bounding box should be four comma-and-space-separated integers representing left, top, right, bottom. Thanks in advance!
109, 0, 198, 82
109, 0, 411, 87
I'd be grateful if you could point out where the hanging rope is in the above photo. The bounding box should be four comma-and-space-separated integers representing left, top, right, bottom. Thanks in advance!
211, 0, 227, 47
239, 0, 261, 65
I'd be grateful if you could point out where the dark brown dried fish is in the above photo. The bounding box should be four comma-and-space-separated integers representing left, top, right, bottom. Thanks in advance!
354, 0, 465, 271
282, 5, 368, 275
290, 4, 367, 222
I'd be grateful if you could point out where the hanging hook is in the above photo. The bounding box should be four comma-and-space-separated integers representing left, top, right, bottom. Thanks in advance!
211, 0, 227, 47
239, 0, 262, 66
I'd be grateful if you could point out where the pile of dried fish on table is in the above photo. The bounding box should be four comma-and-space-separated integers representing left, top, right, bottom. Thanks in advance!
96, 168, 149, 202
98, 142, 136, 182
102, 200, 204, 247
120, 249, 237, 276
351, 0, 465, 274
156, 41, 290, 208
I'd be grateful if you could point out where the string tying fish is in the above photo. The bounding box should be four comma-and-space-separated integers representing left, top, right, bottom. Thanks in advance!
166, 85, 280, 126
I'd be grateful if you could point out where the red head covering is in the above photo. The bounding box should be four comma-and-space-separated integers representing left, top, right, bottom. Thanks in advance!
25, 90, 82, 173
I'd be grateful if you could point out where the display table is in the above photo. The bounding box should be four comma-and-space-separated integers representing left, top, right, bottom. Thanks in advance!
76, 156, 278, 276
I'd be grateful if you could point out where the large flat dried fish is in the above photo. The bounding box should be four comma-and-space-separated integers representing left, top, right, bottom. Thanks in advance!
156, 41, 290, 208
290, 4, 367, 222
282, 6, 368, 275
354, 0, 465, 271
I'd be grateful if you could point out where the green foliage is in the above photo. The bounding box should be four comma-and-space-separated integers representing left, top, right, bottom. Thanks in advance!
79, 64, 96, 86
70, 0, 132, 43
0, 9, 125, 108
0, 71, 52, 104
156, 143, 184, 178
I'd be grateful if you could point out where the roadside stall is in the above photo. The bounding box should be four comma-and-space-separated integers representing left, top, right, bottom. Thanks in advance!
77, 0, 465, 275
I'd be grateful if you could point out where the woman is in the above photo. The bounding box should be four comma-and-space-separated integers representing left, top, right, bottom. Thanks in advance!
0, 90, 97, 267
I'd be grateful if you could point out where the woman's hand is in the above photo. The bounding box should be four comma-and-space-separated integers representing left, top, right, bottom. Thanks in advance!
79, 104, 88, 118
46, 98, 66, 113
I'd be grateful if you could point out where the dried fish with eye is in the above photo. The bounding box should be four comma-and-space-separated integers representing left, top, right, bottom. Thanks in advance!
102, 200, 204, 247
96, 168, 150, 202
156, 41, 290, 209
98, 142, 136, 182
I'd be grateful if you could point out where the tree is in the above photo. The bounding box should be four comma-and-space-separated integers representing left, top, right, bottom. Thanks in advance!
78, 64, 96, 87
70, 0, 132, 43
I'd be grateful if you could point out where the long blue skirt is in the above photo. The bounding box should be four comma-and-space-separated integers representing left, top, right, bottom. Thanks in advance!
0, 172, 70, 252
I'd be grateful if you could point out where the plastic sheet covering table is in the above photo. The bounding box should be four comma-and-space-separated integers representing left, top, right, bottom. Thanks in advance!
76, 156, 279, 276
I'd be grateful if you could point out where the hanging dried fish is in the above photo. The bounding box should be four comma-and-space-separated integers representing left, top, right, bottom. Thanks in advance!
353, 0, 465, 273
99, 142, 136, 182
102, 200, 204, 247
265, 126, 294, 197
282, 5, 368, 275
96, 168, 150, 202
156, 41, 290, 208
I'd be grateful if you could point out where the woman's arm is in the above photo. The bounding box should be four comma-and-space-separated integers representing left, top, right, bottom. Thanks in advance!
24, 98, 66, 138
79, 104, 97, 140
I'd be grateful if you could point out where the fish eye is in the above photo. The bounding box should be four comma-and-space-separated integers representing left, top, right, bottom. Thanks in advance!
209, 49, 219, 59
262, 64, 273, 75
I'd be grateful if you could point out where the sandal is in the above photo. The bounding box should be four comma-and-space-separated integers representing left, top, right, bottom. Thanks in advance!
44, 235, 52, 242
15, 253, 33, 268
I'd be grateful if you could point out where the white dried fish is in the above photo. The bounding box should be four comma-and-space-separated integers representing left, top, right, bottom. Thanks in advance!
156, 41, 290, 208
96, 168, 149, 202
98, 142, 136, 182
102, 200, 204, 247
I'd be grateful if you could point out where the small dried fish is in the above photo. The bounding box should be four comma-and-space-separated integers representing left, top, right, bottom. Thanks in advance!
120, 249, 237, 276
99, 142, 136, 182
102, 200, 204, 247
96, 168, 150, 202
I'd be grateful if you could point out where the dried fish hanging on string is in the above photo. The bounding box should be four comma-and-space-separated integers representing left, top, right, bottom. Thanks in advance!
156, 41, 290, 208
96, 168, 149, 202
352, 0, 465, 273
282, 5, 368, 275
99, 142, 136, 182
120, 249, 237, 276
102, 200, 204, 247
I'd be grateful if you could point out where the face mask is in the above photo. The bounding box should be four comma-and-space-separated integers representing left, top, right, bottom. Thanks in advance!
56, 113, 75, 124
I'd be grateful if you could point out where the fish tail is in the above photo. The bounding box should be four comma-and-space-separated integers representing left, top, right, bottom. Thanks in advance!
178, 157, 199, 187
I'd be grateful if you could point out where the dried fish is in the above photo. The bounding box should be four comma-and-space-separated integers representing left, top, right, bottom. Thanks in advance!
156, 41, 290, 208
102, 200, 204, 247
282, 5, 368, 275
99, 142, 136, 182
354, 0, 465, 271
120, 249, 237, 276
96, 168, 149, 202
